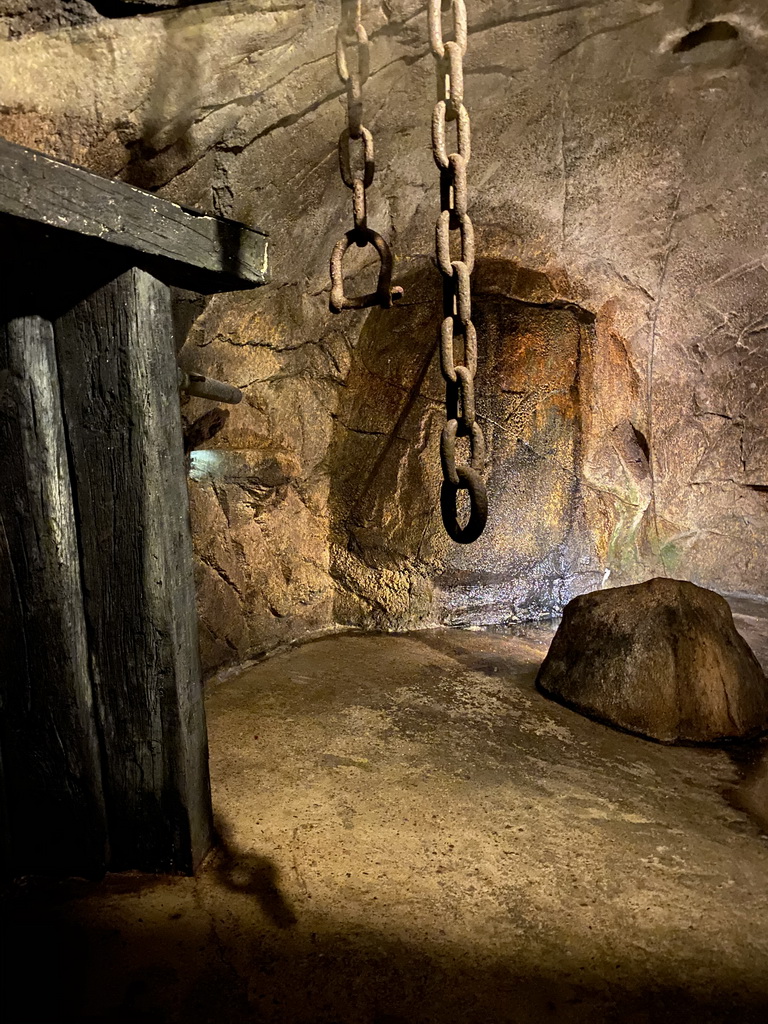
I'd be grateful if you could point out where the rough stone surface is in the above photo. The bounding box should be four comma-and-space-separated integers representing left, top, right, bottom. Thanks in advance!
2, 1, 768, 672
537, 577, 768, 744
3, 626, 768, 1022
0, 0, 99, 39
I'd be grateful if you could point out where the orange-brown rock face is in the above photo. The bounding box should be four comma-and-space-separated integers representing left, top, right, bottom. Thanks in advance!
327, 258, 600, 629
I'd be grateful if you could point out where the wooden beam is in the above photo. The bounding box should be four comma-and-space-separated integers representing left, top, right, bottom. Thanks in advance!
54, 268, 213, 873
0, 138, 268, 294
0, 314, 108, 876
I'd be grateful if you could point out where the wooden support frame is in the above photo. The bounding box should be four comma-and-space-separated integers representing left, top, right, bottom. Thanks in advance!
0, 139, 268, 875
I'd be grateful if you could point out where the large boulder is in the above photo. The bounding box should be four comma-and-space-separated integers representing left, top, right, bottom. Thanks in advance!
536, 578, 768, 744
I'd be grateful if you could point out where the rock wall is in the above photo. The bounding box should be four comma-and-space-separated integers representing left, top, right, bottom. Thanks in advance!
1, 0, 767, 673
0, 0, 97, 39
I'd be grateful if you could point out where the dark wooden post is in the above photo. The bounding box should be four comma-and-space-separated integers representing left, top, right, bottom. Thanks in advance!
55, 267, 211, 872
0, 139, 268, 875
0, 313, 107, 875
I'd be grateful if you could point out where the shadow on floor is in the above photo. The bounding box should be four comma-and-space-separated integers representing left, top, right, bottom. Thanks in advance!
2, 859, 767, 1024
212, 816, 297, 929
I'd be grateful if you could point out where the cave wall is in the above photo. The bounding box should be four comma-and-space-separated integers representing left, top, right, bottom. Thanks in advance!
1, 0, 766, 673
0, 0, 97, 39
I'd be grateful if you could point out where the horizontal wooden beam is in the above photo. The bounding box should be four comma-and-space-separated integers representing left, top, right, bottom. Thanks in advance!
0, 138, 268, 293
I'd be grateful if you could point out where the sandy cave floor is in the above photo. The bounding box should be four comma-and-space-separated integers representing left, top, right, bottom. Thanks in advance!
3, 603, 768, 1024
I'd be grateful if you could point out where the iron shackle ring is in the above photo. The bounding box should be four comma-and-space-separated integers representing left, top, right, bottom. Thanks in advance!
329, 227, 404, 313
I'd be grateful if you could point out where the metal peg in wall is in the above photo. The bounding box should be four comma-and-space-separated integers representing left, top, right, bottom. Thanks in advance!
178, 369, 242, 405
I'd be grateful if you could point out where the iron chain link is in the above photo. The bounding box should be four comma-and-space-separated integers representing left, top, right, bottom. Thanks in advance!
330, 0, 403, 313
429, 0, 487, 543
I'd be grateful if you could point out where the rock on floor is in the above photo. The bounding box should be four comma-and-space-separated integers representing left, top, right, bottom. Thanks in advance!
536, 578, 768, 744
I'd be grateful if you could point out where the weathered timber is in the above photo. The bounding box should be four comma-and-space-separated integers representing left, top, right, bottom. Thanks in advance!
0, 138, 268, 293
0, 314, 108, 875
54, 268, 213, 872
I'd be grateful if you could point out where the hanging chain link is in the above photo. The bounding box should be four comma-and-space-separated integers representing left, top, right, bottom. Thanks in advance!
429, 0, 487, 543
330, 0, 404, 313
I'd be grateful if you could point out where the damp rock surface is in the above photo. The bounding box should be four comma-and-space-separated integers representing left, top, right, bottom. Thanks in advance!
3, 2, 768, 671
537, 578, 768, 744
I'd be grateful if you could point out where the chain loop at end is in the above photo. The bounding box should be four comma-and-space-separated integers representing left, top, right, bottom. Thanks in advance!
440, 465, 487, 544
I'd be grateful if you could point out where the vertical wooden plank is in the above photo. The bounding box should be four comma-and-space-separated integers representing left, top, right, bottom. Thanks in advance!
0, 314, 107, 875
54, 268, 213, 872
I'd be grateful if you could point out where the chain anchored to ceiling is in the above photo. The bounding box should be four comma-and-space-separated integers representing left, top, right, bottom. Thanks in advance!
430, 0, 487, 543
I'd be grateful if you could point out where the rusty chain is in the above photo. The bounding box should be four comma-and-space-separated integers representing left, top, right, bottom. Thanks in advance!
429, 0, 487, 543
330, 0, 403, 313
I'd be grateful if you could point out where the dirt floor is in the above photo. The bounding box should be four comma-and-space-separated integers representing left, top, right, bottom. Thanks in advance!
3, 604, 768, 1023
